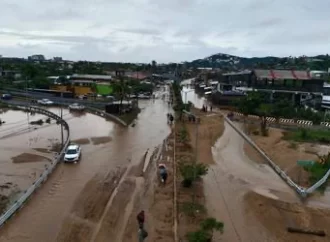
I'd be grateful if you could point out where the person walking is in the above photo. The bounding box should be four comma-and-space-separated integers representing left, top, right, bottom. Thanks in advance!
137, 210, 145, 229
159, 166, 168, 184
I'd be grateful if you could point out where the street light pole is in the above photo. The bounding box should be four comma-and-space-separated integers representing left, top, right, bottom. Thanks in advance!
193, 117, 199, 204
60, 92, 64, 148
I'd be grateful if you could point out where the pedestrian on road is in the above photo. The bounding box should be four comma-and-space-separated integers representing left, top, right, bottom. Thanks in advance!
210, 105, 213, 112
138, 228, 148, 242
137, 210, 145, 229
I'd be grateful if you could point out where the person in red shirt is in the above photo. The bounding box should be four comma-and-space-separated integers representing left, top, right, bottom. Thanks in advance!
137, 210, 145, 229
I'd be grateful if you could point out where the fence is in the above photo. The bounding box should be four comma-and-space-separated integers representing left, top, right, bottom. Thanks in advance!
226, 115, 330, 196
0, 104, 70, 227
232, 112, 330, 127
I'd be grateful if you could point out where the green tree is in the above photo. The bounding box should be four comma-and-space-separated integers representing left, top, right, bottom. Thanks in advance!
200, 217, 224, 240
112, 77, 130, 114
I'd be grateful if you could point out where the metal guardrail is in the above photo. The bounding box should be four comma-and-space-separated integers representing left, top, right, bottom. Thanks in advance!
226, 115, 330, 196
224, 116, 307, 197
85, 106, 128, 127
0, 104, 70, 227
6, 89, 107, 108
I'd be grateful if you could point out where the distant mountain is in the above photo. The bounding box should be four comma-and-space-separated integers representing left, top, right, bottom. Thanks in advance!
186, 53, 330, 71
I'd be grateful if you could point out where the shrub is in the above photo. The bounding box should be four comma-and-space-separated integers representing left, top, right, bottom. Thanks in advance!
187, 230, 211, 242
187, 217, 224, 242
178, 127, 189, 143
179, 162, 208, 187
181, 202, 206, 217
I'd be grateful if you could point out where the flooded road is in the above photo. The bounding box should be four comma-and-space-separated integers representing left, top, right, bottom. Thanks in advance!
0, 89, 172, 242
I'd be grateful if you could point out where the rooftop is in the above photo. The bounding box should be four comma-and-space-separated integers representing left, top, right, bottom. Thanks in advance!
68, 144, 79, 149
254, 69, 314, 80
71, 74, 112, 80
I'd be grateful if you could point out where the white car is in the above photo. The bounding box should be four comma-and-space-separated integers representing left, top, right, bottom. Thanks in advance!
37, 98, 54, 105
63, 144, 82, 163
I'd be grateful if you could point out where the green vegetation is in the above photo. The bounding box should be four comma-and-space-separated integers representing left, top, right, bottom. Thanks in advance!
187, 217, 224, 242
179, 162, 208, 187
181, 202, 206, 217
303, 153, 330, 191
283, 128, 330, 144
236, 92, 328, 136
172, 82, 184, 118
96, 84, 113, 95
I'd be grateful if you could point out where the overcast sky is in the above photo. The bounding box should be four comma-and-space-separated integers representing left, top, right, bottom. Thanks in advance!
1, 0, 330, 63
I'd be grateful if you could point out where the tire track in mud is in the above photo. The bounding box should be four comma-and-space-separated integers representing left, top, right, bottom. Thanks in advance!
92, 150, 149, 242
55, 167, 127, 242
121, 135, 175, 242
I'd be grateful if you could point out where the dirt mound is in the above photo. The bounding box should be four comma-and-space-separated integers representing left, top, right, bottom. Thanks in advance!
244, 191, 330, 242
11, 153, 50, 163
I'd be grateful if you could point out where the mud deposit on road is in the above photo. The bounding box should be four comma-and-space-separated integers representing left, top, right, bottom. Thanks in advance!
56, 167, 126, 241
121, 136, 175, 242
94, 179, 136, 242
71, 138, 90, 145
245, 191, 330, 242
11, 153, 51, 163
90, 136, 112, 145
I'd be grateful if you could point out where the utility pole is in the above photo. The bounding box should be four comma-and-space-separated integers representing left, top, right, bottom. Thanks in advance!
60, 92, 64, 148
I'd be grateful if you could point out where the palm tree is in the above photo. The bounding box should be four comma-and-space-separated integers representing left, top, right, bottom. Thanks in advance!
112, 76, 130, 114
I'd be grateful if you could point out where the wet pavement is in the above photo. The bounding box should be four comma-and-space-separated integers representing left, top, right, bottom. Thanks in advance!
181, 78, 330, 241
0, 87, 172, 242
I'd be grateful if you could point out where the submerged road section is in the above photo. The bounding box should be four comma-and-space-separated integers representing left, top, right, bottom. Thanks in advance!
0, 89, 172, 242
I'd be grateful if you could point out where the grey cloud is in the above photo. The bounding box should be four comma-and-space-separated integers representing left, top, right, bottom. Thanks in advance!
1, 0, 330, 62
115, 28, 161, 36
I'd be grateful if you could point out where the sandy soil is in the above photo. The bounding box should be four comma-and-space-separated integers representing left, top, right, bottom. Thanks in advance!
176, 110, 225, 240
245, 191, 330, 242
56, 167, 127, 241
243, 126, 324, 187
11, 153, 51, 163
185, 109, 225, 165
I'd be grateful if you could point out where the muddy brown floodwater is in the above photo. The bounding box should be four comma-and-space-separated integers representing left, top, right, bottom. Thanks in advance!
0, 90, 172, 242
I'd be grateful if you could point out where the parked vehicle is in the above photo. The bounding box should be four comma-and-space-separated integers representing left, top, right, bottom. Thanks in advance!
37, 99, 54, 105
69, 103, 85, 111
78, 95, 88, 100
63, 144, 82, 163
1, 94, 12, 100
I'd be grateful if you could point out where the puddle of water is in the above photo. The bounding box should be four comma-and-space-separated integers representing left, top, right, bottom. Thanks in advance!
0, 88, 173, 242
